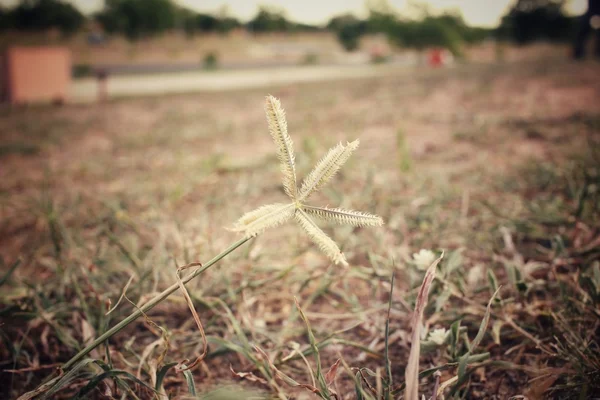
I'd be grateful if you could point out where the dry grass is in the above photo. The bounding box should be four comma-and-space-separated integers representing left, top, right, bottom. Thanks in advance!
1, 57, 599, 399
0, 31, 343, 66
1, 31, 569, 69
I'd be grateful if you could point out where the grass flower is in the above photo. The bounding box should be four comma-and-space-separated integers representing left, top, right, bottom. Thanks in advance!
44, 95, 382, 388
427, 328, 448, 345
412, 249, 436, 270
231, 95, 383, 265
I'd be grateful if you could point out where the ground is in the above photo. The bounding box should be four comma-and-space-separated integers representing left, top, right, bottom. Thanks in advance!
1, 56, 599, 399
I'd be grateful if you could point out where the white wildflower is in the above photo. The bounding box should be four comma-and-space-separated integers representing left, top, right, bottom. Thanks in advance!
412, 249, 436, 270
428, 328, 448, 345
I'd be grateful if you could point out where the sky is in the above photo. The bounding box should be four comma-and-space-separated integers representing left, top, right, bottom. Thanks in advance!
0, 0, 589, 28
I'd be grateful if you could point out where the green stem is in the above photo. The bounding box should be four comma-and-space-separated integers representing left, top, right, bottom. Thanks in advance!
62, 236, 252, 371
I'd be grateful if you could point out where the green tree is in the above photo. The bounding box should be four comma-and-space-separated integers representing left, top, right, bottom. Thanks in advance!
5, 0, 84, 35
95, 0, 177, 40
497, 0, 576, 44
408, 17, 464, 55
0, 7, 9, 30
195, 13, 219, 32
247, 6, 291, 33
327, 14, 367, 51
213, 5, 240, 34
365, 0, 397, 34
180, 10, 241, 37
388, 11, 490, 56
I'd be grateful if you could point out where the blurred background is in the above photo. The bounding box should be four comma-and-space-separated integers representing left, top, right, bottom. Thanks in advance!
0, 0, 595, 102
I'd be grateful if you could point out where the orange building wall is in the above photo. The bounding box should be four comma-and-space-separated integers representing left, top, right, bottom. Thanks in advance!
6, 46, 71, 104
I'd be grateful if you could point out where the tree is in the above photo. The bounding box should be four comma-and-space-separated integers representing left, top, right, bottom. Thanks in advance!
497, 0, 576, 44
95, 0, 177, 40
4, 0, 84, 35
213, 5, 240, 34
0, 7, 9, 30
216, 16, 240, 34
407, 17, 464, 55
195, 13, 219, 32
247, 6, 291, 33
327, 14, 367, 51
180, 11, 242, 37
180, 10, 215, 37
365, 0, 398, 34
388, 10, 491, 56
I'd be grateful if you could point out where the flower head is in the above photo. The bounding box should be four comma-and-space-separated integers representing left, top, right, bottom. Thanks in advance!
412, 249, 436, 270
427, 328, 448, 345
231, 95, 383, 265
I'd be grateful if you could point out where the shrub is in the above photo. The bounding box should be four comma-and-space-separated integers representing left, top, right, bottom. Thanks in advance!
302, 52, 319, 65
203, 51, 218, 70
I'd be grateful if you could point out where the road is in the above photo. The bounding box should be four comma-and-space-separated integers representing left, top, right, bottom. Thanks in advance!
69, 63, 411, 103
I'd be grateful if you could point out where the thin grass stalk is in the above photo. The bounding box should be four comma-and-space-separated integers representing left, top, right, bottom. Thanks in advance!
383, 272, 394, 400
61, 236, 252, 371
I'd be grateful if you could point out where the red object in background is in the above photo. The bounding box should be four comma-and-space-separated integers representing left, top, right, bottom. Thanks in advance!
428, 48, 443, 68
2, 46, 71, 105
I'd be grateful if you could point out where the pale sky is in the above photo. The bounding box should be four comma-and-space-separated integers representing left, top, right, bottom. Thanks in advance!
0, 0, 589, 28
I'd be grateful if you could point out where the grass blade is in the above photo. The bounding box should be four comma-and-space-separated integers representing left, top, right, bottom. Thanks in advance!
0, 258, 20, 287
74, 369, 155, 399
452, 286, 501, 395
34, 358, 97, 400
405, 252, 443, 400
295, 297, 330, 399
155, 362, 178, 392
383, 271, 395, 400
182, 366, 197, 396
60, 236, 252, 371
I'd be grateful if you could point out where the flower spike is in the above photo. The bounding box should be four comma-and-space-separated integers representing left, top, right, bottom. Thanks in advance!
298, 140, 359, 201
302, 205, 383, 227
295, 209, 347, 266
265, 95, 297, 200
231, 97, 382, 265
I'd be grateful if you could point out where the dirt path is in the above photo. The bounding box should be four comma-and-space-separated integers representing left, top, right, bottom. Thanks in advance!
69, 63, 409, 103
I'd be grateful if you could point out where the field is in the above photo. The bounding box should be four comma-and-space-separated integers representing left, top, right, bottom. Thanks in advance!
1, 31, 345, 67
1, 57, 599, 399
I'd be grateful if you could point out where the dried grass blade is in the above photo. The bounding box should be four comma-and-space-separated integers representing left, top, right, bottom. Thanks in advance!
384, 272, 395, 399
230, 364, 269, 385
325, 359, 341, 387
34, 359, 95, 400
404, 253, 444, 400
106, 274, 134, 315
136, 338, 163, 379
174, 263, 208, 371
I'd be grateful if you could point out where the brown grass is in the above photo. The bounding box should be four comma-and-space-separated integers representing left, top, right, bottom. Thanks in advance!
1, 57, 599, 399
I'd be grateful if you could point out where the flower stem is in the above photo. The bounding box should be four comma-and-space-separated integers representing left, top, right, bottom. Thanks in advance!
62, 236, 253, 371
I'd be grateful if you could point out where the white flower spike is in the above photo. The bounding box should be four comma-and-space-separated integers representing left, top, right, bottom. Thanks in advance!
231, 95, 383, 265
